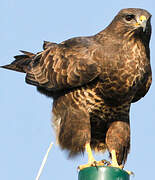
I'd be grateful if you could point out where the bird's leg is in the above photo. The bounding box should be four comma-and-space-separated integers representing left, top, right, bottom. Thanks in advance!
109, 150, 133, 175
78, 143, 109, 170
110, 150, 123, 168
78, 143, 96, 170
86, 143, 96, 164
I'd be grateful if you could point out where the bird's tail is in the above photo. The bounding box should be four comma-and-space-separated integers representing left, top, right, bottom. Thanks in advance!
1, 50, 35, 73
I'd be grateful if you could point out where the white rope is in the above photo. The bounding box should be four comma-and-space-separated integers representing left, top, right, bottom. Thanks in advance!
35, 142, 53, 180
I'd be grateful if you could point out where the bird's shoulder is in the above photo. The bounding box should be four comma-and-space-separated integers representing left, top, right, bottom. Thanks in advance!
40, 36, 104, 64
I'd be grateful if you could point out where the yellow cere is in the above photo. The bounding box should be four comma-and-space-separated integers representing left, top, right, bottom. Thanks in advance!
139, 15, 147, 22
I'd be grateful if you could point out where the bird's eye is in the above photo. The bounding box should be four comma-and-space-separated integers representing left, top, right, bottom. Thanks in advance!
125, 14, 135, 21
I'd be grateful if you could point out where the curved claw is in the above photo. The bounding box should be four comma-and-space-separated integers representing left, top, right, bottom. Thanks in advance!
78, 161, 96, 170
108, 163, 134, 176
78, 160, 109, 170
101, 159, 111, 166
126, 170, 135, 176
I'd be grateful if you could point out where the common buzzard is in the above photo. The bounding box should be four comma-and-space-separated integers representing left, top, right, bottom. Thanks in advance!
1, 8, 152, 171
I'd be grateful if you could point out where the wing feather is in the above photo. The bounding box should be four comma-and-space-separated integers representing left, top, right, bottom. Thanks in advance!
1, 38, 101, 91
25, 42, 101, 91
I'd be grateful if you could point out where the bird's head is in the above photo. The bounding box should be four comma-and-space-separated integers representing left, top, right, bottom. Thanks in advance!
108, 8, 152, 40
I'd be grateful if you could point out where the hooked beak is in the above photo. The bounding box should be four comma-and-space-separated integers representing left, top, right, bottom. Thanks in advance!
135, 15, 147, 32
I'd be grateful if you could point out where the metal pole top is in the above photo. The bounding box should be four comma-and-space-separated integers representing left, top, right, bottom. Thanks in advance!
78, 166, 130, 180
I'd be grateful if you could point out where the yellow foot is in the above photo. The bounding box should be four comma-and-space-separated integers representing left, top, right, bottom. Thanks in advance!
108, 163, 134, 175
109, 150, 134, 175
126, 170, 134, 176
109, 162, 123, 169
78, 160, 110, 170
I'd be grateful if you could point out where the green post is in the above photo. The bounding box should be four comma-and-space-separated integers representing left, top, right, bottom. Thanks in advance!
78, 166, 130, 180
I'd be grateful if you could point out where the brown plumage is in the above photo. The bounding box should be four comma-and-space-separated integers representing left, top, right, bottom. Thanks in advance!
1, 8, 152, 168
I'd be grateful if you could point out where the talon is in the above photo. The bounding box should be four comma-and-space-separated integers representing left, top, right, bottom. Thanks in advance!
93, 161, 97, 166
126, 170, 134, 176
101, 159, 110, 166
78, 143, 96, 170
78, 162, 95, 170
108, 150, 134, 175
109, 150, 123, 169
78, 143, 109, 170
93, 161, 98, 169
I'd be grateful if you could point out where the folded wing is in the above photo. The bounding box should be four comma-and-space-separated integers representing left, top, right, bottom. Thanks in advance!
2, 40, 101, 91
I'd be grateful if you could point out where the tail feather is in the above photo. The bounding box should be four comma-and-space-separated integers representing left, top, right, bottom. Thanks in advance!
1, 50, 43, 87
19, 50, 35, 57
1, 51, 35, 73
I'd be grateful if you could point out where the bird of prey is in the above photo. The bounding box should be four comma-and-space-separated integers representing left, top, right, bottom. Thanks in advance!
1, 8, 152, 171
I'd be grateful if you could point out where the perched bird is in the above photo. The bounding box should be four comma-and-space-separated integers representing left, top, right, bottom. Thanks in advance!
1, 8, 152, 171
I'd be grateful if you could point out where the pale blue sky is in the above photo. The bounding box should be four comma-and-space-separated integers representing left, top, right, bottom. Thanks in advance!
0, 0, 155, 180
